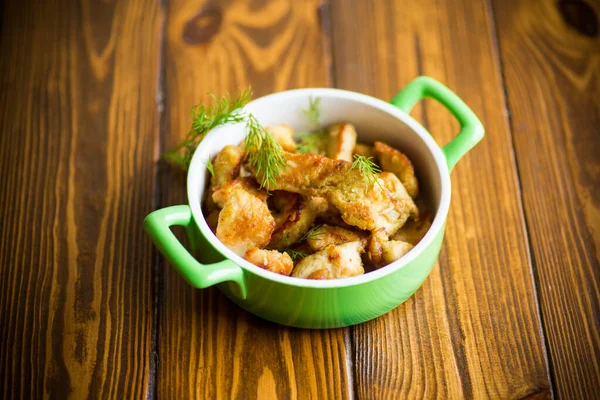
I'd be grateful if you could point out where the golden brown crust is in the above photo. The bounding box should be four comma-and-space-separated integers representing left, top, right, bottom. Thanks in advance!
266, 124, 297, 152
374, 141, 419, 198
212, 177, 269, 208
292, 241, 365, 280
366, 228, 413, 267
307, 224, 368, 252
247, 152, 417, 234
327, 171, 417, 234
392, 212, 433, 245
353, 142, 374, 158
244, 247, 294, 276
268, 192, 318, 249
211, 145, 245, 187
327, 123, 357, 161
216, 188, 275, 256
251, 152, 351, 193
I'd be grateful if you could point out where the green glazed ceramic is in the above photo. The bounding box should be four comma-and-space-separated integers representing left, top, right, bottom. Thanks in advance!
144, 76, 484, 329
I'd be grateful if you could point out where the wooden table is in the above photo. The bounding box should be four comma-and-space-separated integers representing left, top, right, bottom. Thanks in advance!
1, 0, 599, 398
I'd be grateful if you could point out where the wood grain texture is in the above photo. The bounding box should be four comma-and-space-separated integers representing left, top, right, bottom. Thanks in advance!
330, 0, 551, 398
0, 0, 161, 398
492, 0, 600, 397
158, 0, 351, 398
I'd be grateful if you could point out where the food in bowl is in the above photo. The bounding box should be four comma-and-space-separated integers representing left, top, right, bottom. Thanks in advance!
144, 78, 484, 328
202, 103, 433, 280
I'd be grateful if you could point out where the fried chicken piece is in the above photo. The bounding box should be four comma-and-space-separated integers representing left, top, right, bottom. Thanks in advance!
353, 142, 374, 158
244, 247, 294, 276
327, 123, 357, 161
307, 224, 368, 252
250, 152, 349, 193
216, 188, 275, 257
326, 171, 417, 235
266, 124, 297, 152
247, 152, 417, 234
376, 172, 419, 234
374, 141, 419, 198
309, 196, 330, 214
366, 228, 414, 267
268, 192, 319, 249
212, 177, 268, 208
292, 241, 365, 280
211, 145, 245, 187
392, 212, 433, 245
312, 196, 355, 228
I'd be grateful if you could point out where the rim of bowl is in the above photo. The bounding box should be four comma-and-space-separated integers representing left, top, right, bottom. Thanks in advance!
187, 88, 451, 288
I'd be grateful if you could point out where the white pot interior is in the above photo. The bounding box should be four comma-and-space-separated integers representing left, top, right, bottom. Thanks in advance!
187, 88, 451, 288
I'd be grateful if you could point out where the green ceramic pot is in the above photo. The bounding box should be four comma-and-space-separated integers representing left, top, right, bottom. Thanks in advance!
144, 76, 484, 329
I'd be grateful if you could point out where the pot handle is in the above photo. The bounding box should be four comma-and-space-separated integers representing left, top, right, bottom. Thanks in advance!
390, 76, 484, 172
144, 205, 247, 299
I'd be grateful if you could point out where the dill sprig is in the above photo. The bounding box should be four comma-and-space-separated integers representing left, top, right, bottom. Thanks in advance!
296, 132, 327, 155
162, 87, 252, 169
205, 159, 215, 177
303, 96, 321, 129
296, 96, 327, 155
244, 114, 286, 189
162, 87, 287, 188
282, 248, 308, 261
299, 224, 324, 242
349, 154, 384, 192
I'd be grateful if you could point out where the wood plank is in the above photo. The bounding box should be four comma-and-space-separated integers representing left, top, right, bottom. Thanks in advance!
330, 0, 551, 398
0, 0, 161, 398
492, 0, 600, 397
158, 1, 350, 398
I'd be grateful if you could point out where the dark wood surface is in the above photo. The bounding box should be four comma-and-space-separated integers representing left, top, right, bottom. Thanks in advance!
492, 0, 600, 397
0, 0, 598, 398
0, 0, 161, 398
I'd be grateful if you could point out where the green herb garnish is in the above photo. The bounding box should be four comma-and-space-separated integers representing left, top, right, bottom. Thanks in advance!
162, 87, 286, 188
162, 87, 252, 169
299, 224, 324, 242
349, 154, 384, 192
205, 159, 215, 177
243, 114, 286, 189
282, 248, 308, 261
296, 96, 327, 155
296, 132, 327, 155
303, 96, 321, 129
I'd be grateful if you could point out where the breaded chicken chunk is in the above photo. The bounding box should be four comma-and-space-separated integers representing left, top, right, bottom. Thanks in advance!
216, 188, 275, 256
247, 152, 417, 234
353, 142, 374, 158
377, 172, 419, 234
312, 196, 354, 228
374, 141, 419, 198
327, 123, 357, 161
211, 145, 245, 187
292, 241, 365, 279
266, 124, 297, 152
392, 212, 433, 245
366, 228, 414, 267
244, 247, 294, 276
326, 171, 416, 235
268, 192, 319, 249
212, 177, 269, 208
250, 152, 349, 193
307, 224, 368, 252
